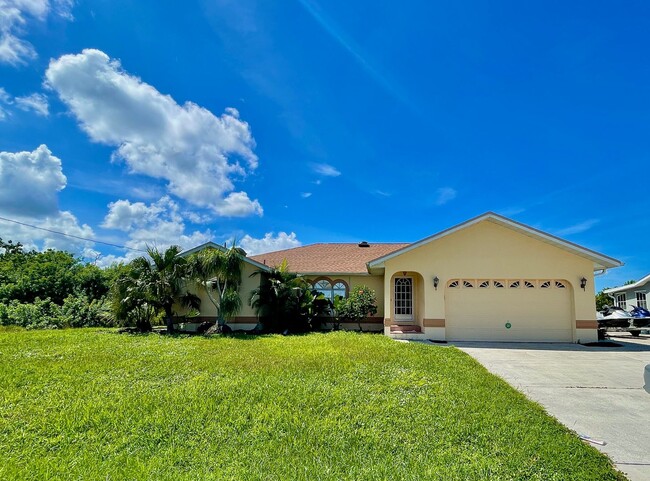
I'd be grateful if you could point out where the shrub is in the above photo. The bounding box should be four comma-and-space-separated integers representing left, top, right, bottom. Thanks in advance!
61, 295, 114, 328
0, 298, 63, 329
334, 285, 378, 332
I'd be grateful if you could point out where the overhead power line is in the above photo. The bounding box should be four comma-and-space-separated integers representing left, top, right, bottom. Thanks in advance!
0, 215, 147, 252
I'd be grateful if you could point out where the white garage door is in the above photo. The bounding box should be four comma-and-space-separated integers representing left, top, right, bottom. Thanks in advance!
445, 279, 573, 342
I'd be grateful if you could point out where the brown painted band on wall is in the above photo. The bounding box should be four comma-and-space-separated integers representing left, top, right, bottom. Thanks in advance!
576, 320, 598, 329
173, 316, 257, 324
423, 319, 445, 328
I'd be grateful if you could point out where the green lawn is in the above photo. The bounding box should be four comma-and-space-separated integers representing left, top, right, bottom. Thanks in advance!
0, 329, 624, 480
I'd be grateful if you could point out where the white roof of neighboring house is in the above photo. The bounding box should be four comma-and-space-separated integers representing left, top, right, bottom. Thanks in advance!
367, 212, 623, 272
179, 241, 270, 272
603, 273, 650, 294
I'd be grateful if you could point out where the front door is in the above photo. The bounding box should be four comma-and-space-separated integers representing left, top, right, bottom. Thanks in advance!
394, 277, 414, 322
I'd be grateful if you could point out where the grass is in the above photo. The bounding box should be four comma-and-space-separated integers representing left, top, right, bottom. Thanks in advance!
0, 328, 625, 480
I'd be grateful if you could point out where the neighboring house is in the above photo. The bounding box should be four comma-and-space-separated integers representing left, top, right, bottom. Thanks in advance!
603, 274, 650, 310
182, 213, 623, 343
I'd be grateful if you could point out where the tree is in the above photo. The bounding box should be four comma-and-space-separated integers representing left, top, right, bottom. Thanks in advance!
0, 240, 110, 305
334, 285, 378, 332
188, 244, 244, 333
249, 260, 318, 333
111, 263, 158, 332
596, 289, 613, 311
129, 246, 199, 334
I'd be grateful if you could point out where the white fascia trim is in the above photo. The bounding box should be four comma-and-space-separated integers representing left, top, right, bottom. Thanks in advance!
603, 274, 650, 294
179, 241, 271, 272
366, 212, 623, 271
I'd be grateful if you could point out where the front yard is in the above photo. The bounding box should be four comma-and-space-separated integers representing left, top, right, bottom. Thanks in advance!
0, 329, 624, 480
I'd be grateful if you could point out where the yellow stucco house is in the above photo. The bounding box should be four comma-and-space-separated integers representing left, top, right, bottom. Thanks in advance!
184, 213, 622, 343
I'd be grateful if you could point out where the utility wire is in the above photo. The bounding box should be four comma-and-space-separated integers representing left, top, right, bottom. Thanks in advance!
0, 215, 147, 252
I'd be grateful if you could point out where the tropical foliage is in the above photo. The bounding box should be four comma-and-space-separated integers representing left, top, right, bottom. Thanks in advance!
116, 246, 200, 333
249, 260, 331, 333
187, 244, 243, 333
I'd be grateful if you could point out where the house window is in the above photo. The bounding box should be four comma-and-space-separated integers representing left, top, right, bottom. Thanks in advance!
555, 281, 566, 289
615, 293, 627, 309
448, 280, 459, 288
540, 281, 551, 288
636, 292, 647, 309
332, 282, 346, 299
463, 280, 474, 288
493, 280, 505, 288
394, 277, 413, 320
509, 280, 520, 289
479, 280, 490, 288
524, 281, 535, 289
313, 280, 347, 300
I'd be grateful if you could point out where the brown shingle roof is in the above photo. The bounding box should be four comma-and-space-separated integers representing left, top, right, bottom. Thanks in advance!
249, 243, 410, 274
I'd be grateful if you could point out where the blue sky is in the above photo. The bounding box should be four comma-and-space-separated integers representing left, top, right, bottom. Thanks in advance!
0, 0, 648, 290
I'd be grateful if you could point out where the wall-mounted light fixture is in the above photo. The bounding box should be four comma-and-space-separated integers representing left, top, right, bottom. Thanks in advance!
433, 276, 439, 290
580, 277, 587, 290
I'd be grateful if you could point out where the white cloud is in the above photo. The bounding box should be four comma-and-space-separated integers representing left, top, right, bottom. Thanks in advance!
0, 210, 94, 254
555, 219, 599, 237
312, 162, 341, 177
301, 192, 312, 198
239, 231, 301, 255
0, 0, 73, 66
102, 196, 213, 254
0, 144, 95, 254
0, 87, 11, 103
45, 49, 262, 217
434, 187, 457, 206
0, 144, 66, 216
15, 92, 48, 116
0, 87, 11, 120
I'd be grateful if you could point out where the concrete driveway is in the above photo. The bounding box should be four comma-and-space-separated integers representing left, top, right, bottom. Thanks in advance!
452, 333, 650, 481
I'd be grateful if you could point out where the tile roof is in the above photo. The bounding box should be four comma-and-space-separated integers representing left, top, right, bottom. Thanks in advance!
249, 243, 410, 274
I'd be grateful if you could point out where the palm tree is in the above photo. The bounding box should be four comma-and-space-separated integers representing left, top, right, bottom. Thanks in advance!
249, 260, 321, 333
129, 245, 199, 334
111, 263, 157, 332
188, 243, 243, 333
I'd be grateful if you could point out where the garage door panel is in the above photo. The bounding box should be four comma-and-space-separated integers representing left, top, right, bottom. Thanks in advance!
446, 281, 573, 342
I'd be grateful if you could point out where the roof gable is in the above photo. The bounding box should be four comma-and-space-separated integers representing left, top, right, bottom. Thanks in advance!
179, 241, 270, 271
603, 273, 650, 294
367, 212, 622, 272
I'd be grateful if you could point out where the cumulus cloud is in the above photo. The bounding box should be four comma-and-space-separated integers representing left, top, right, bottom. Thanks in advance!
0, 0, 73, 65
312, 162, 341, 177
45, 49, 263, 217
239, 231, 301, 255
301, 192, 312, 198
434, 187, 457, 206
15, 92, 48, 116
0, 144, 95, 254
0, 144, 66, 216
102, 196, 213, 254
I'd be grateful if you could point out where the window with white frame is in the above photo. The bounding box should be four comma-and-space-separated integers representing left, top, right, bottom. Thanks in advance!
313, 280, 347, 300
636, 292, 647, 309
394, 277, 413, 319
615, 293, 627, 309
